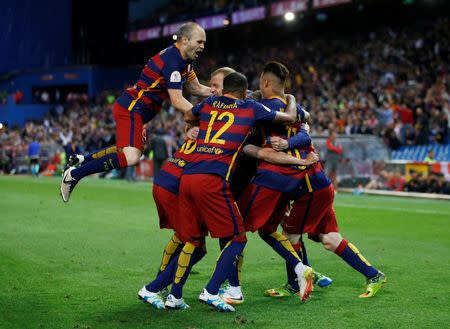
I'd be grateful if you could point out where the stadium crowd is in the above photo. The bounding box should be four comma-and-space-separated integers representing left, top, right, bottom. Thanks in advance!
194, 17, 449, 147
1, 17, 449, 195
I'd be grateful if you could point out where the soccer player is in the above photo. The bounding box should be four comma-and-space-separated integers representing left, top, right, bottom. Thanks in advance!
163, 72, 302, 312
256, 80, 386, 298
268, 162, 387, 298
138, 68, 315, 310
226, 62, 324, 302
60, 22, 211, 202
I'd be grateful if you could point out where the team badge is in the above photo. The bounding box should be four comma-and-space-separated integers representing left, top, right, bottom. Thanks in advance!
170, 71, 182, 83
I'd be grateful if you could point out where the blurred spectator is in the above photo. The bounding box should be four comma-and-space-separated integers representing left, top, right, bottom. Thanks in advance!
150, 128, 169, 177
28, 137, 41, 176
325, 130, 343, 190
386, 169, 405, 192
424, 149, 436, 164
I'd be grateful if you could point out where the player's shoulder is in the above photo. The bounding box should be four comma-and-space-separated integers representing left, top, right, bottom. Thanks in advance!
260, 97, 282, 109
159, 45, 184, 63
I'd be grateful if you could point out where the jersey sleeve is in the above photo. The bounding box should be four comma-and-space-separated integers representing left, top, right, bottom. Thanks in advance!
187, 70, 197, 83
253, 101, 277, 122
191, 101, 204, 117
297, 104, 306, 122
162, 56, 184, 90
288, 128, 312, 149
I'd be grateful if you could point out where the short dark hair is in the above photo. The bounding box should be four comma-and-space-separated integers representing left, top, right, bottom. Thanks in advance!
223, 72, 248, 96
262, 61, 289, 84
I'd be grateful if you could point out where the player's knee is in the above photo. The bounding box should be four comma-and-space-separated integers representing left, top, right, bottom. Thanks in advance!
122, 147, 142, 166
282, 230, 300, 245
321, 232, 342, 251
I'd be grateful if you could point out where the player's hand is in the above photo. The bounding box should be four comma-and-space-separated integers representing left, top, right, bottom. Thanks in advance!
302, 122, 310, 134
186, 126, 199, 140
249, 90, 262, 101
269, 136, 289, 151
305, 152, 319, 165
285, 94, 295, 103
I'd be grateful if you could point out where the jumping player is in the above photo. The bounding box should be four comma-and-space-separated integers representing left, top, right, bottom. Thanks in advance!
60, 22, 211, 202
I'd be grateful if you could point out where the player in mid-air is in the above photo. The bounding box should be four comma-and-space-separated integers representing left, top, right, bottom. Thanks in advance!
60, 22, 211, 202
161, 72, 309, 312
138, 68, 317, 310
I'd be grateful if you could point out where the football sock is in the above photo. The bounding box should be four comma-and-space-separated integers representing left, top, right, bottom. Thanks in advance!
205, 241, 246, 295
170, 243, 202, 299
260, 232, 301, 268
300, 240, 310, 266
228, 253, 243, 287
70, 151, 127, 181
334, 239, 378, 279
83, 146, 118, 164
158, 234, 183, 273
286, 242, 302, 291
146, 244, 206, 294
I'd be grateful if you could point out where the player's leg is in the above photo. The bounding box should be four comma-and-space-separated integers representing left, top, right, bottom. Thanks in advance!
199, 234, 245, 312
65, 145, 118, 169
60, 104, 143, 202
321, 230, 386, 297
163, 175, 208, 309
152, 185, 184, 274
218, 238, 245, 305
198, 175, 251, 312
258, 230, 313, 301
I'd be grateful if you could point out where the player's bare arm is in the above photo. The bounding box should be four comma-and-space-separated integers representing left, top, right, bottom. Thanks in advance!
243, 144, 319, 166
186, 77, 212, 97
167, 89, 195, 113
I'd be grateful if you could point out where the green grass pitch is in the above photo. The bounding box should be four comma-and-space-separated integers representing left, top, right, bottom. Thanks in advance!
1, 176, 449, 329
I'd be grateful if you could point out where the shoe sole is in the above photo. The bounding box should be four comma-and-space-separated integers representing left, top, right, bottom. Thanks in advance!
138, 293, 165, 309
263, 290, 294, 298
359, 278, 387, 298
222, 297, 244, 305
60, 169, 71, 203
199, 298, 235, 312
300, 268, 314, 302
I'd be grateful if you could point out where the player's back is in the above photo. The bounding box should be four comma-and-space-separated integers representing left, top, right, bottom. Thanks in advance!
184, 95, 274, 181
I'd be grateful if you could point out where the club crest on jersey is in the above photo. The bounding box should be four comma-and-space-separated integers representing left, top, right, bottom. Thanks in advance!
170, 71, 182, 83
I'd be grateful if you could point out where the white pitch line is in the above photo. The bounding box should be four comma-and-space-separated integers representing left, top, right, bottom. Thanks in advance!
335, 202, 449, 216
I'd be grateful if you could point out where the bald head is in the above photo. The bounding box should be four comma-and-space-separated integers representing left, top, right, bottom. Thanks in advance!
210, 67, 236, 96
175, 22, 206, 60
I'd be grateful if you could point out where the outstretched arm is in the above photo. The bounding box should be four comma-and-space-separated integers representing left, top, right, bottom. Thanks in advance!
186, 77, 212, 97
168, 89, 195, 113
243, 144, 319, 166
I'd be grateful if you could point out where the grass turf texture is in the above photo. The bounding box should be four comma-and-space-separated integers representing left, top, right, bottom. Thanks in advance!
1, 175, 449, 329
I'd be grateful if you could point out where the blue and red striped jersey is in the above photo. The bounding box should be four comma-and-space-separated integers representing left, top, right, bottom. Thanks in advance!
153, 138, 196, 195
116, 44, 197, 123
252, 96, 331, 196
183, 96, 277, 181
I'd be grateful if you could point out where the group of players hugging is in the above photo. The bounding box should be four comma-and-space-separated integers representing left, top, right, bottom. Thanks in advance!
60, 22, 386, 312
